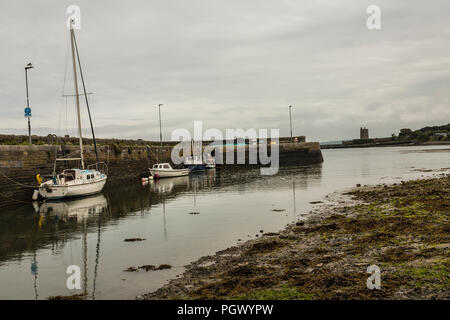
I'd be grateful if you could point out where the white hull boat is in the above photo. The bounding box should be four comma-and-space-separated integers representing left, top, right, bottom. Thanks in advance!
39, 169, 107, 200
150, 163, 189, 178
36, 22, 107, 201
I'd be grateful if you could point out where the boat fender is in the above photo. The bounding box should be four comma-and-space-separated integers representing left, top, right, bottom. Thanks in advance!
32, 189, 39, 201
154, 173, 160, 180
36, 174, 42, 185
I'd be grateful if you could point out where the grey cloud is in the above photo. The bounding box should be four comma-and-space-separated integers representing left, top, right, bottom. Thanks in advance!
0, 0, 449, 143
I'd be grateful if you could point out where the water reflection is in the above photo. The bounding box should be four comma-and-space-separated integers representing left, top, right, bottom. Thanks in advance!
1, 166, 323, 267
37, 194, 107, 223
1, 146, 448, 299
0, 164, 325, 299
148, 176, 189, 194
28, 195, 108, 299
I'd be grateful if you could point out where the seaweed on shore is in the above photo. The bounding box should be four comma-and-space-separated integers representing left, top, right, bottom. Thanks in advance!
143, 176, 450, 300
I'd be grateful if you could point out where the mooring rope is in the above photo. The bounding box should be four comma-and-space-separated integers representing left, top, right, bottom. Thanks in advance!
0, 191, 35, 204
0, 169, 37, 188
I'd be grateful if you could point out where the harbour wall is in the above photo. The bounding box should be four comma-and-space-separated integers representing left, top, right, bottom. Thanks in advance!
0, 141, 322, 208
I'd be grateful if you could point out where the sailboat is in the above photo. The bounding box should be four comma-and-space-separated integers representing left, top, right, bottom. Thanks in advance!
183, 139, 206, 172
36, 21, 107, 200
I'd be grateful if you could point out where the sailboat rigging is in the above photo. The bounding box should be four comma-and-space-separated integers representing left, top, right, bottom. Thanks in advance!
36, 20, 107, 200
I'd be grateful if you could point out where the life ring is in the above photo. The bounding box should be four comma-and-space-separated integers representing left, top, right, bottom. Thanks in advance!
36, 174, 42, 185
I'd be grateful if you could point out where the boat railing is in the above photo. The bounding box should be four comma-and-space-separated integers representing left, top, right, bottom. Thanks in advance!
87, 162, 108, 175
39, 174, 57, 184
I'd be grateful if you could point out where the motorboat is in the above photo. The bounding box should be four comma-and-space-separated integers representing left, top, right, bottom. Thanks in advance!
150, 163, 189, 178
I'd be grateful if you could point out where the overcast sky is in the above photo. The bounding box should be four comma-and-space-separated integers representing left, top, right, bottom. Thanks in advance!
0, 0, 449, 142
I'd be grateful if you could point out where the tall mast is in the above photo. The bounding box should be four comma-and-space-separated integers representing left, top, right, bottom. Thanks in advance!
72, 31, 100, 169
70, 22, 85, 169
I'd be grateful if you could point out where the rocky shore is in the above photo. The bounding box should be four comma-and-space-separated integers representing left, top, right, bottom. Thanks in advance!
142, 175, 449, 300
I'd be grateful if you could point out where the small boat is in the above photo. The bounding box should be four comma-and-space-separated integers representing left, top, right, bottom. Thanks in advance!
182, 139, 206, 172
38, 169, 107, 200
150, 163, 189, 178
36, 21, 107, 200
183, 155, 206, 172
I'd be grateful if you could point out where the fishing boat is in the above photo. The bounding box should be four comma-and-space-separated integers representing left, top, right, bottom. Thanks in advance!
36, 21, 107, 200
149, 163, 189, 178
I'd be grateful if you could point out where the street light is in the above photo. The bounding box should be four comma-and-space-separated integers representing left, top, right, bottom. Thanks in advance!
289, 105, 293, 142
157, 104, 163, 162
25, 63, 34, 144
158, 104, 163, 147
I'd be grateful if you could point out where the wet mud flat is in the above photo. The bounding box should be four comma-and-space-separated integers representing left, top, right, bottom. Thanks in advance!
143, 176, 449, 300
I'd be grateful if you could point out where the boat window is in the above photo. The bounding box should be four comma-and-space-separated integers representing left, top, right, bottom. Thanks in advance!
87, 175, 90, 180
91, 174, 94, 179
163, 164, 170, 169
64, 171, 75, 182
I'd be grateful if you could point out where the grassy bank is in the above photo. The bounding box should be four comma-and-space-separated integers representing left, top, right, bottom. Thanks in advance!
144, 176, 449, 300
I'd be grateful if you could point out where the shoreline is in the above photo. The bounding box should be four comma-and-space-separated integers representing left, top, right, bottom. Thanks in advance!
320, 140, 450, 149
142, 174, 449, 300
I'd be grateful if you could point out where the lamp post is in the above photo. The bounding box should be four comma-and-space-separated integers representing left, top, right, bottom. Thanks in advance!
289, 105, 293, 142
158, 104, 163, 147
157, 104, 163, 162
25, 63, 34, 144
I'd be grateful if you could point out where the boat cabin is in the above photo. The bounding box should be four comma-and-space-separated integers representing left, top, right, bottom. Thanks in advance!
57, 169, 102, 184
184, 155, 203, 165
152, 163, 172, 170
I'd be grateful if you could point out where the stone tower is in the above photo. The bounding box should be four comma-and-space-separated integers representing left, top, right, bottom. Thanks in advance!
360, 127, 369, 140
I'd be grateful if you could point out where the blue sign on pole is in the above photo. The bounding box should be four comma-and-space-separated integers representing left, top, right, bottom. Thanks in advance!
24, 107, 31, 117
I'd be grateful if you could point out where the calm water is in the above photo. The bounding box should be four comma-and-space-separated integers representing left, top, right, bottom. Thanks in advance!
0, 145, 448, 299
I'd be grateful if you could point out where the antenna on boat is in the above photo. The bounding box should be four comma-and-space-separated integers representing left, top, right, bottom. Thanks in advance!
69, 20, 85, 169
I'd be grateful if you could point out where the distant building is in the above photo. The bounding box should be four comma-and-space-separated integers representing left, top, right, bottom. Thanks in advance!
434, 132, 448, 137
360, 127, 369, 140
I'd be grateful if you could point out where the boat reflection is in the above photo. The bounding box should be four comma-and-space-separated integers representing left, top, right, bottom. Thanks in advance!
37, 194, 108, 223
148, 176, 189, 194
36, 194, 107, 299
